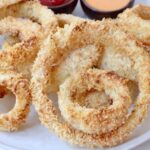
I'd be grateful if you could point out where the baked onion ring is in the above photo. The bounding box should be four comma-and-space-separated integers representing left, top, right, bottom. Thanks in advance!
1, 13, 86, 50
58, 69, 132, 134
32, 21, 102, 92
31, 20, 150, 147
0, 69, 31, 131
0, 0, 58, 34
0, 16, 41, 77
118, 5, 150, 46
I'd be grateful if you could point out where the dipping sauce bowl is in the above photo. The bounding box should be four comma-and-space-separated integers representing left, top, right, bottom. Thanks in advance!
40, 0, 78, 14
80, 0, 135, 19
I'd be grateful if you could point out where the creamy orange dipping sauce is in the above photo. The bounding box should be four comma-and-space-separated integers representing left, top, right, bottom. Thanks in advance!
85, 0, 130, 11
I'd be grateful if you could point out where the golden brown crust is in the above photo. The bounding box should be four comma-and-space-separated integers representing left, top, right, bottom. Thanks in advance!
58, 69, 132, 134
32, 21, 102, 91
0, 70, 31, 131
0, 0, 58, 34
0, 1, 58, 78
118, 5, 150, 46
31, 20, 150, 147
0, 0, 24, 8
0, 16, 41, 77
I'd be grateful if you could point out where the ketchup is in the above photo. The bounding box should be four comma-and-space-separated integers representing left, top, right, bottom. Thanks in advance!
40, 0, 78, 14
40, 0, 65, 6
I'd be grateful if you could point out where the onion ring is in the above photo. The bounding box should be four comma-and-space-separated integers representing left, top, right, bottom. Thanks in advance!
58, 69, 132, 134
32, 21, 102, 92
0, 69, 31, 131
0, 0, 58, 34
0, 16, 41, 77
31, 20, 150, 147
1, 13, 86, 50
118, 5, 150, 46
52, 44, 100, 91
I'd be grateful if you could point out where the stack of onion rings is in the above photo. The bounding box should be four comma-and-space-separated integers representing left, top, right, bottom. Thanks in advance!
31, 20, 150, 147
0, 0, 60, 76
0, 0, 149, 148
32, 21, 102, 92
0, 0, 56, 130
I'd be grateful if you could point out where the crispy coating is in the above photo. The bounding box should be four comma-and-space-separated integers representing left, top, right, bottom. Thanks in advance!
0, 16, 41, 77
52, 45, 101, 91
31, 20, 150, 147
0, 1, 58, 78
118, 5, 150, 46
0, 70, 31, 131
56, 14, 87, 25
32, 21, 102, 91
0, 0, 23, 8
0, 0, 58, 34
58, 69, 132, 134
0, 1, 58, 131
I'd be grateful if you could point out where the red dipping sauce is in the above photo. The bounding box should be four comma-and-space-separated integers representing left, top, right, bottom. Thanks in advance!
40, 0, 65, 6
40, 0, 78, 14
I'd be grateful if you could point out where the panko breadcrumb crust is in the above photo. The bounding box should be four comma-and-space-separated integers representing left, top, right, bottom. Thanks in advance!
0, 0, 58, 35
118, 5, 150, 46
0, 70, 31, 131
31, 20, 150, 147
0, 0, 58, 131
0, 0, 24, 8
0, 0, 58, 77
0, 16, 41, 77
58, 69, 132, 134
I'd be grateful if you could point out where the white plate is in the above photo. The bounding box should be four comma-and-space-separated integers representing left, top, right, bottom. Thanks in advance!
0, 1, 150, 150
0, 93, 149, 150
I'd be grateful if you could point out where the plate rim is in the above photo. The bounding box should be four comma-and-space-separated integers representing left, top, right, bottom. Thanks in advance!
0, 130, 149, 150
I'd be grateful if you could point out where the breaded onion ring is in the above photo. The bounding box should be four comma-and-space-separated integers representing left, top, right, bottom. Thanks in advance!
0, 0, 58, 34
52, 44, 100, 91
2, 14, 86, 52
0, 16, 41, 77
118, 5, 150, 46
32, 21, 102, 92
0, 0, 24, 8
0, 69, 31, 131
58, 69, 132, 134
31, 20, 150, 147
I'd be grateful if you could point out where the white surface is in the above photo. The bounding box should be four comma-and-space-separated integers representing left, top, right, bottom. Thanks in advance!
0, 0, 150, 150
0, 94, 149, 150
